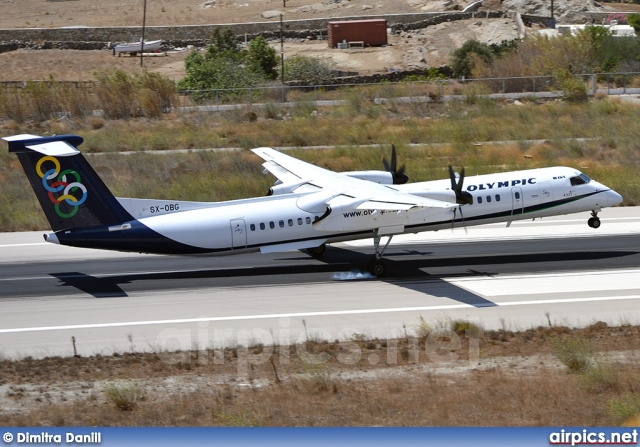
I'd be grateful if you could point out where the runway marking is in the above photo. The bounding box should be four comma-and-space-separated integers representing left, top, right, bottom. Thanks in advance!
0, 243, 48, 248
1, 294, 639, 334
446, 269, 640, 296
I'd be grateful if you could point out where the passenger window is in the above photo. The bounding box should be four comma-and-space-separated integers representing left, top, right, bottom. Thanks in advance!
298, 218, 303, 225
515, 192, 521, 199
269, 221, 275, 229
260, 223, 265, 230
486, 196, 492, 203
306, 217, 312, 224
279, 220, 285, 228
477, 196, 483, 204
288, 219, 293, 227
496, 195, 500, 202
250, 224, 256, 231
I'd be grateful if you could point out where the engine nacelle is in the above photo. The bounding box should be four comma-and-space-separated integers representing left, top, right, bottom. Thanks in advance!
342, 170, 394, 185
268, 179, 310, 196
404, 189, 458, 204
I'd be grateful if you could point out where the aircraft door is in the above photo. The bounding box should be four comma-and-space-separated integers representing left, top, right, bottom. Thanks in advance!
511, 187, 524, 215
230, 219, 247, 249
538, 181, 553, 204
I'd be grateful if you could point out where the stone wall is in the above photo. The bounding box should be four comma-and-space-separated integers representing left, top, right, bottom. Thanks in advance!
0, 11, 505, 49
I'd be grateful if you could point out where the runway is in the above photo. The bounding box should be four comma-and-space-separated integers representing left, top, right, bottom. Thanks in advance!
1, 207, 639, 359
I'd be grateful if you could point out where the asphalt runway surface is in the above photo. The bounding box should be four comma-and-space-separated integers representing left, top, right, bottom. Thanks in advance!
1, 207, 639, 358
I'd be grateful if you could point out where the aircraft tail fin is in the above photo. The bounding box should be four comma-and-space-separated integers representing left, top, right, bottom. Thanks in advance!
5, 134, 132, 232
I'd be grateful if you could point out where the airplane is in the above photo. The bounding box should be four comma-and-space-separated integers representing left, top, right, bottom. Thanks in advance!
5, 133, 623, 277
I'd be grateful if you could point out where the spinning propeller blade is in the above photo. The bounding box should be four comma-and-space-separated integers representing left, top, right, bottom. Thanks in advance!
382, 144, 409, 185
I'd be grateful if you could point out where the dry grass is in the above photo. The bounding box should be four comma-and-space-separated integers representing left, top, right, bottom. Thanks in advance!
0, 323, 639, 426
3, 96, 640, 232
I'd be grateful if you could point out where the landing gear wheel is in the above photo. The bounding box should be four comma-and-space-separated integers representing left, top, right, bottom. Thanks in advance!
369, 260, 386, 278
588, 217, 601, 229
306, 243, 326, 258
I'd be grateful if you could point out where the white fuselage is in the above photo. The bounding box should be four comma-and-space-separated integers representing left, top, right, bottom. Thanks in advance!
108, 166, 622, 255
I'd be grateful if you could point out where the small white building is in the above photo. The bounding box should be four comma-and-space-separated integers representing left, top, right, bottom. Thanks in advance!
556, 23, 635, 37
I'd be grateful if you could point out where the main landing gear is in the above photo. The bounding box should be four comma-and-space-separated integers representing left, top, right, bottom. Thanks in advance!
368, 234, 393, 278
588, 210, 601, 229
306, 243, 326, 258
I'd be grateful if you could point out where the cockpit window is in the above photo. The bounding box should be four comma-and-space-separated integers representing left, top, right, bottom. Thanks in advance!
570, 173, 591, 186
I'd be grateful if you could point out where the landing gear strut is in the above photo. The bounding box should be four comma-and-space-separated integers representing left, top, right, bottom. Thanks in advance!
368, 234, 393, 278
588, 211, 601, 229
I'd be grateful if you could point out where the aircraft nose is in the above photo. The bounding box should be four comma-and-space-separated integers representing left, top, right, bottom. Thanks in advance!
606, 189, 623, 207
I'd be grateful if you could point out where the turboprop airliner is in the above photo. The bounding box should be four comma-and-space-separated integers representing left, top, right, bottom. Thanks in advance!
5, 134, 623, 277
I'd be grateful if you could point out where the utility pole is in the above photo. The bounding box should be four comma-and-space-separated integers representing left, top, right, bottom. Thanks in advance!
140, 0, 147, 67
280, 14, 285, 84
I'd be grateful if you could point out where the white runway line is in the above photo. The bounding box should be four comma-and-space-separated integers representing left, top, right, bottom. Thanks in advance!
2, 293, 640, 335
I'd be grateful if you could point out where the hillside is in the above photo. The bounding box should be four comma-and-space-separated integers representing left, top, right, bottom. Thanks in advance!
0, 0, 632, 82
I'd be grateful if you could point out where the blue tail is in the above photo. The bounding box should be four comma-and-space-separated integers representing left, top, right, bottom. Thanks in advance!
5, 134, 133, 232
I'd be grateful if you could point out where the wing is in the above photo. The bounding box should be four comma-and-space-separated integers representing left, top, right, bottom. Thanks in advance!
252, 147, 456, 212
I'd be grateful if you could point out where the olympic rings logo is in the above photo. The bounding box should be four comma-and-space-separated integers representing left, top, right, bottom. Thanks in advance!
36, 156, 87, 219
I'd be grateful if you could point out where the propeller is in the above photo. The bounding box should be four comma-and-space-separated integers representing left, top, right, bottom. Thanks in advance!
449, 165, 472, 234
448, 165, 473, 205
382, 144, 409, 185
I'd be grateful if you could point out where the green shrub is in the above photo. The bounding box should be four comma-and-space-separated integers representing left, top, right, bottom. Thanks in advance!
211, 408, 260, 426
283, 55, 334, 84
608, 393, 640, 424
551, 337, 593, 373
103, 380, 145, 411
581, 362, 621, 393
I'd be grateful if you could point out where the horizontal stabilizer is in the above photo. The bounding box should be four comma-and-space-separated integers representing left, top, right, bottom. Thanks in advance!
26, 141, 80, 157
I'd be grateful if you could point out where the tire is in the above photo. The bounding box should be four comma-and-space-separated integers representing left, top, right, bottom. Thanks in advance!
588, 217, 601, 229
306, 243, 326, 258
369, 260, 386, 278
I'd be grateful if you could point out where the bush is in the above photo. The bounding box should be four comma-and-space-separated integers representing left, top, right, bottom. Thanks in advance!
450, 40, 495, 78
559, 75, 588, 103
283, 55, 334, 84
94, 70, 176, 118
609, 394, 640, 424
581, 362, 621, 393
103, 380, 145, 411
179, 28, 274, 102
551, 337, 593, 373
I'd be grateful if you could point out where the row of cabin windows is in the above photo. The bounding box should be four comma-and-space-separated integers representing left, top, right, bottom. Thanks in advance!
250, 216, 313, 232
476, 194, 502, 204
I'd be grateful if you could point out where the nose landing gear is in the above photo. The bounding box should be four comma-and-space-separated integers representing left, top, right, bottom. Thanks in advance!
368, 234, 393, 277
588, 211, 601, 229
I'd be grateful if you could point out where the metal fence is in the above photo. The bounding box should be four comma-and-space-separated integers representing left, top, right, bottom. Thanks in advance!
4, 72, 640, 113
174, 72, 640, 109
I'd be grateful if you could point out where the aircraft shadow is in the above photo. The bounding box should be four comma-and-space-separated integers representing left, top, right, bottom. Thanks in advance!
48, 247, 637, 307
